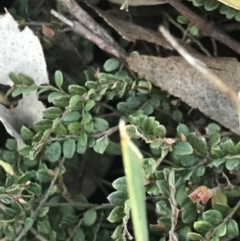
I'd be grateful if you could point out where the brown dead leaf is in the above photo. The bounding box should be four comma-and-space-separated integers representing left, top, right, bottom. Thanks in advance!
42, 25, 55, 38
89, 7, 172, 50
127, 55, 240, 134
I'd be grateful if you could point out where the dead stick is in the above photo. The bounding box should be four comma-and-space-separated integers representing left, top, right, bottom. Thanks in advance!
51, 10, 127, 59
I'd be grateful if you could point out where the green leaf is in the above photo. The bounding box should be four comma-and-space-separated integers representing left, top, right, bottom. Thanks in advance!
28, 183, 42, 196
9, 72, 21, 84
94, 117, 109, 132
174, 142, 193, 156
187, 232, 203, 240
204, 0, 220, 11
172, 109, 183, 122
202, 210, 222, 226
156, 180, 170, 197
54, 124, 67, 136
53, 96, 70, 108
206, 123, 221, 135
78, 132, 88, 146
84, 121, 94, 133
111, 225, 123, 239
83, 112, 92, 124
177, 15, 188, 24
63, 111, 80, 122
84, 100, 95, 112
54, 70, 63, 88
156, 200, 170, 215
93, 138, 109, 154
5, 139, 17, 151
43, 107, 62, 120
38, 207, 50, 218
20, 126, 35, 141
189, 25, 199, 36
103, 58, 120, 72
73, 229, 85, 241
68, 122, 81, 134
19, 145, 32, 157
83, 209, 97, 226
6, 87, 15, 97
226, 219, 239, 237
85, 81, 98, 89
182, 206, 198, 224
11, 86, 28, 97
224, 185, 240, 197
63, 139, 76, 159
34, 119, 52, 132
0, 160, 15, 176
105, 141, 122, 155
220, 139, 235, 156
107, 191, 128, 206
77, 142, 87, 154
37, 220, 52, 235
208, 132, 220, 148
181, 154, 198, 167
46, 142, 62, 162
214, 223, 227, 237
18, 73, 35, 86
24, 218, 34, 232
48, 92, 63, 103
212, 203, 230, 217
225, 158, 240, 171
187, 133, 207, 154
112, 177, 127, 192
107, 206, 124, 223
18, 172, 31, 184
193, 221, 212, 235
69, 85, 87, 96
69, 95, 81, 107
177, 123, 190, 136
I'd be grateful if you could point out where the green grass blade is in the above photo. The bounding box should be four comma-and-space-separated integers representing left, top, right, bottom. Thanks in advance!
119, 120, 149, 241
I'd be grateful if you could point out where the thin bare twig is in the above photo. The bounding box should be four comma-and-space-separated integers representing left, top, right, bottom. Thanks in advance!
30, 227, 49, 241
15, 158, 65, 241
206, 199, 240, 240
51, 9, 127, 59
166, 0, 240, 55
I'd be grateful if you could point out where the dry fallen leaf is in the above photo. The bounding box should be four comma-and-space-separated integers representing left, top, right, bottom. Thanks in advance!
217, 0, 240, 10
88, 7, 172, 50
42, 25, 55, 38
0, 13, 49, 86
0, 12, 49, 148
127, 55, 240, 134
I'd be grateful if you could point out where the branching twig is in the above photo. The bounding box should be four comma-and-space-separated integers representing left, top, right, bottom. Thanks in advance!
30, 227, 49, 241
205, 199, 240, 240
166, 0, 240, 55
15, 157, 65, 241
51, 0, 127, 59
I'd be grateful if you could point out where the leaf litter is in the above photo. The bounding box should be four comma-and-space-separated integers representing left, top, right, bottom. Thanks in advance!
127, 54, 240, 134
0, 12, 49, 148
